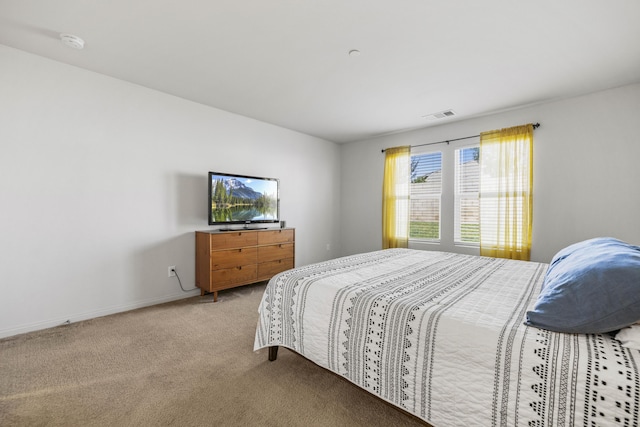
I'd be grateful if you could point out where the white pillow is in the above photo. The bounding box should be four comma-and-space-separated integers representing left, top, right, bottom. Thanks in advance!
615, 322, 640, 350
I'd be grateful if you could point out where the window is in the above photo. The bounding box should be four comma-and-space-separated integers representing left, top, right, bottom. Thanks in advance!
454, 146, 480, 244
409, 145, 479, 247
409, 152, 442, 240
408, 125, 531, 254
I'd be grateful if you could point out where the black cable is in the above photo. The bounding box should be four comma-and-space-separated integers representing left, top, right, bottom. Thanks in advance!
172, 267, 199, 293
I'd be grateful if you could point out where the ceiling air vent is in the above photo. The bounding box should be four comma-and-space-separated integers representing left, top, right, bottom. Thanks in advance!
422, 109, 456, 121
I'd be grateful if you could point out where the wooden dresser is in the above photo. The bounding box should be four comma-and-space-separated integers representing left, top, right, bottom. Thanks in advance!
195, 228, 295, 301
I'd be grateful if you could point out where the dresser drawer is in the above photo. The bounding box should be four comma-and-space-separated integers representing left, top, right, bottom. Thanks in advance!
211, 247, 257, 270
210, 231, 258, 249
258, 258, 294, 281
211, 265, 257, 289
258, 243, 294, 263
257, 229, 294, 245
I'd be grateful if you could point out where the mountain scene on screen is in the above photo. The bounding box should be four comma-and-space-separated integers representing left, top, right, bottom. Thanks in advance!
211, 177, 277, 222
224, 178, 263, 199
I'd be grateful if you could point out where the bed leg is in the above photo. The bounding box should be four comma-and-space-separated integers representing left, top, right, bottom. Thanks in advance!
268, 346, 278, 361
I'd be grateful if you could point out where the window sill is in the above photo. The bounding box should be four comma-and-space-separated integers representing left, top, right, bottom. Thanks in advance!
454, 242, 480, 249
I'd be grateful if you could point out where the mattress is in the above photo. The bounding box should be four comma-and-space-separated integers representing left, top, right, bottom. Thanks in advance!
254, 248, 640, 426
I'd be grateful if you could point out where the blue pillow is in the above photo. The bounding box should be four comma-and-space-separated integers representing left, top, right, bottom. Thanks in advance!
525, 238, 640, 334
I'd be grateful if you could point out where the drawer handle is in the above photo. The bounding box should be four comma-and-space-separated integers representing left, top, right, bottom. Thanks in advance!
238, 248, 242, 253
237, 266, 242, 270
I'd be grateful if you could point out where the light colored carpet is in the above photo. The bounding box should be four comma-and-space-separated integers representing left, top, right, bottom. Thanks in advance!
0, 283, 427, 426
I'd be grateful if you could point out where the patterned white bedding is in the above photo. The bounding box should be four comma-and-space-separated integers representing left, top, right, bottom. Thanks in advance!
254, 248, 640, 426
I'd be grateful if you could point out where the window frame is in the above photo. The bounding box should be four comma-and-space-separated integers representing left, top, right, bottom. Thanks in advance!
408, 138, 481, 256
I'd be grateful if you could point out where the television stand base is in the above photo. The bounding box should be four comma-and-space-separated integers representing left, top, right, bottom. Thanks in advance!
216, 226, 268, 232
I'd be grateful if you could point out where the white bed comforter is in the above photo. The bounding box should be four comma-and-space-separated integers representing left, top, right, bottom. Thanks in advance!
254, 249, 640, 426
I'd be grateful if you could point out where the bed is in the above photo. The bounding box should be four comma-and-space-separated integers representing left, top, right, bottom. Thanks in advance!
254, 245, 640, 426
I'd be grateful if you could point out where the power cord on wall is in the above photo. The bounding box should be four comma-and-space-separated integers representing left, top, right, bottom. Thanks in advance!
171, 267, 199, 293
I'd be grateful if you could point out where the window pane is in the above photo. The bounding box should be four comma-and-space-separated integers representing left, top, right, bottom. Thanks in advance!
410, 152, 441, 240
454, 147, 479, 244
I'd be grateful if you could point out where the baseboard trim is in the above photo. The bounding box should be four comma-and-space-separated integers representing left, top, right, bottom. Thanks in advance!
0, 291, 199, 339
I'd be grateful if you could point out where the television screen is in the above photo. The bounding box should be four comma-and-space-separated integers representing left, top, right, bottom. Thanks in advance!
208, 172, 279, 226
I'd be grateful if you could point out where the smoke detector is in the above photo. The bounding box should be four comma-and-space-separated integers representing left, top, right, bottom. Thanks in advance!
422, 109, 456, 121
60, 34, 85, 50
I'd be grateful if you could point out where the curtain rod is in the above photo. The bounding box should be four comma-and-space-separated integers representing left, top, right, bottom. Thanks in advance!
381, 122, 540, 153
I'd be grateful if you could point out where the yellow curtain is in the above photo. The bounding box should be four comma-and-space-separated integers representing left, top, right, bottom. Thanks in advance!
479, 124, 533, 260
382, 146, 410, 249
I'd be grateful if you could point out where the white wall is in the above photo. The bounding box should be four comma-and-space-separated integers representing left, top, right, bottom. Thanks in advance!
340, 83, 640, 263
0, 45, 341, 338
3, 43, 638, 339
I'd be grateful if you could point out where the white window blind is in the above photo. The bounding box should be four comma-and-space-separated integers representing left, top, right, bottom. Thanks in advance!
410, 152, 442, 240
479, 137, 532, 252
454, 147, 480, 244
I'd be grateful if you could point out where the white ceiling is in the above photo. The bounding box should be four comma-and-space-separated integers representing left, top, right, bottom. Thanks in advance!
1, 1, 639, 143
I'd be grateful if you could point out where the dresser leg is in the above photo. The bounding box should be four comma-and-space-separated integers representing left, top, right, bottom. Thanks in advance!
213, 291, 218, 302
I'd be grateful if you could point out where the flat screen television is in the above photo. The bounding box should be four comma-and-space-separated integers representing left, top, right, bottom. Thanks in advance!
208, 171, 279, 227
